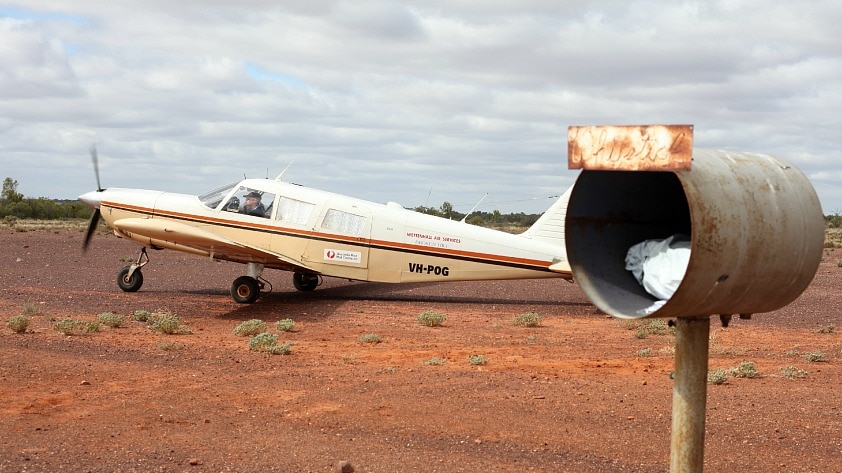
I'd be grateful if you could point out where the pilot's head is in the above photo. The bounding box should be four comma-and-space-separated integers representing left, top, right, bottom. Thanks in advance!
243, 191, 262, 210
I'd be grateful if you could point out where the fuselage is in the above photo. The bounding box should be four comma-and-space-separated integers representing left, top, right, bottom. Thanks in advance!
82, 178, 571, 284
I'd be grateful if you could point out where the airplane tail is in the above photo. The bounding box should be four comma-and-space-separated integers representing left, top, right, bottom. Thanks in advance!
518, 184, 573, 249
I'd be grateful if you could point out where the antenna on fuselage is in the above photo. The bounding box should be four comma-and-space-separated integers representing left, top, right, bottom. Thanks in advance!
460, 193, 488, 223
275, 161, 295, 182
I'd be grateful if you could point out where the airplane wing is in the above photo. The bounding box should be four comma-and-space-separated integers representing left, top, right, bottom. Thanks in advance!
112, 217, 317, 272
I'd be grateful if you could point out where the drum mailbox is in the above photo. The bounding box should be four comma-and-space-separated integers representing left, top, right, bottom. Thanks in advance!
566, 132, 825, 320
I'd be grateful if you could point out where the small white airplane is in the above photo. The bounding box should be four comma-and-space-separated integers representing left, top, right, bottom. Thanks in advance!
80, 148, 573, 303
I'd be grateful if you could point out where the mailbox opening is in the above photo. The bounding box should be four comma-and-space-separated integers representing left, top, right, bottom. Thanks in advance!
567, 170, 691, 318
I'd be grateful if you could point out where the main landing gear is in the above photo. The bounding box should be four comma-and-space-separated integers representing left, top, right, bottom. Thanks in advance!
292, 272, 321, 291
117, 247, 149, 292
230, 262, 271, 304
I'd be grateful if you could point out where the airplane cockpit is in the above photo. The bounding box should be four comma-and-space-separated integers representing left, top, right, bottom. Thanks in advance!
199, 182, 276, 219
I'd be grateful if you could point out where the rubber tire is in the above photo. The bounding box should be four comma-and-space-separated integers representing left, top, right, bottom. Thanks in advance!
231, 276, 260, 304
117, 266, 143, 292
292, 272, 319, 291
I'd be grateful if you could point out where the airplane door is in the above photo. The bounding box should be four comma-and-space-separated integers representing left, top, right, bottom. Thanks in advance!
306, 204, 371, 277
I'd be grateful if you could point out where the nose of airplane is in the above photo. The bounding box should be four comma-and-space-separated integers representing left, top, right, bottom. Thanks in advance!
78, 190, 103, 209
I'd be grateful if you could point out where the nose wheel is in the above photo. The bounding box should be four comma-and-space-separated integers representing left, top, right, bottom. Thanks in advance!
117, 247, 149, 293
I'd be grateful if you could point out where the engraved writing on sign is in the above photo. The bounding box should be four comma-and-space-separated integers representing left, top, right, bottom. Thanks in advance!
568, 124, 693, 171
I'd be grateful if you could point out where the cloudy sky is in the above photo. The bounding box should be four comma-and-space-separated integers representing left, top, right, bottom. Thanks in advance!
1, 1, 840, 214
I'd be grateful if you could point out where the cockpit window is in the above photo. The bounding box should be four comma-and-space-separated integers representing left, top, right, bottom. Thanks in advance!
222, 186, 276, 219
199, 182, 239, 210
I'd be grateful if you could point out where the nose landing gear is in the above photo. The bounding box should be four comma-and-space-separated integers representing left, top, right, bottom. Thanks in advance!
117, 247, 149, 292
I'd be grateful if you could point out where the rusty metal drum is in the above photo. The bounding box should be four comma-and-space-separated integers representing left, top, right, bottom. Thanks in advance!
566, 149, 825, 319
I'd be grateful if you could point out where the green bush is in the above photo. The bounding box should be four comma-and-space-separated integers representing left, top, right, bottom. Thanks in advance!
423, 357, 447, 366
275, 318, 295, 332
249, 332, 278, 351
234, 319, 267, 337
708, 369, 728, 385
20, 302, 41, 317
417, 310, 446, 327
513, 312, 541, 327
780, 365, 808, 379
467, 354, 488, 366
803, 352, 825, 363
817, 324, 835, 334
97, 312, 124, 328
131, 310, 151, 322
729, 361, 760, 378
53, 318, 100, 336
6, 315, 29, 333
358, 333, 382, 344
148, 310, 191, 334
248, 332, 292, 355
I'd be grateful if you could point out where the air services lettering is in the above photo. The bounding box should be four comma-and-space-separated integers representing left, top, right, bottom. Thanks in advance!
406, 232, 461, 244
408, 263, 450, 276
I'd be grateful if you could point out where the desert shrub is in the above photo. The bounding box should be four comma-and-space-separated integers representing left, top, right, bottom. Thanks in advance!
233, 319, 267, 337
148, 310, 191, 334
20, 302, 41, 317
729, 361, 760, 378
275, 318, 295, 332
157, 341, 186, 351
6, 315, 29, 333
131, 309, 152, 322
780, 366, 808, 379
248, 332, 292, 355
513, 312, 541, 327
53, 318, 100, 336
97, 311, 124, 328
708, 369, 728, 385
417, 310, 446, 327
817, 324, 835, 334
358, 333, 382, 344
803, 352, 825, 363
467, 354, 488, 366
249, 332, 278, 351
423, 357, 447, 366
634, 319, 672, 339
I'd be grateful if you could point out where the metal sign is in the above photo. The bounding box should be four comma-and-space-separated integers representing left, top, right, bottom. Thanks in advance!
568, 124, 694, 171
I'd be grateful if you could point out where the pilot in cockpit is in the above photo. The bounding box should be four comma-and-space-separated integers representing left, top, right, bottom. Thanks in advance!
240, 191, 266, 217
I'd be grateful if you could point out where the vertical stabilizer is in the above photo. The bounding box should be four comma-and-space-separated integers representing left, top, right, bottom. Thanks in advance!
519, 185, 573, 249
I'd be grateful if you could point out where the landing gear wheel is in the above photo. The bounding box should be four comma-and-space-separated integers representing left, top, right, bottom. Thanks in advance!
231, 276, 260, 304
117, 266, 143, 292
293, 272, 320, 291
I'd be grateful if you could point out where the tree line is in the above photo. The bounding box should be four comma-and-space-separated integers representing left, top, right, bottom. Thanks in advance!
412, 202, 541, 227
1, 178, 93, 220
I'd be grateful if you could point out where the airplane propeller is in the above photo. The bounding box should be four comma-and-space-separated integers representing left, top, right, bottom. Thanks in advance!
82, 145, 105, 251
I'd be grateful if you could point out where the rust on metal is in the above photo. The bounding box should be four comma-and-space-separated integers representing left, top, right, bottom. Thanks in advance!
568, 124, 693, 171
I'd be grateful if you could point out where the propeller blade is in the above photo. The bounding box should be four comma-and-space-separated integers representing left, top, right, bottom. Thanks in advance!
83, 208, 101, 251
90, 144, 102, 192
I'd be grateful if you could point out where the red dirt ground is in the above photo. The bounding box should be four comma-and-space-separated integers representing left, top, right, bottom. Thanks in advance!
1, 227, 840, 473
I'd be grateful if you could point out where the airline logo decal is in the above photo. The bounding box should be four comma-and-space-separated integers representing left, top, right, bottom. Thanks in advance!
324, 249, 362, 264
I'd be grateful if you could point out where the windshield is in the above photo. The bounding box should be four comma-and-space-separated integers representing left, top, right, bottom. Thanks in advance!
199, 182, 239, 210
